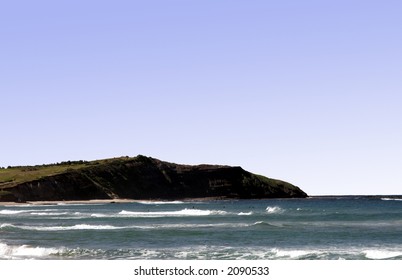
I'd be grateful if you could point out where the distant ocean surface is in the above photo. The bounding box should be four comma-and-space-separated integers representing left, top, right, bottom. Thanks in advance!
1, 197, 402, 260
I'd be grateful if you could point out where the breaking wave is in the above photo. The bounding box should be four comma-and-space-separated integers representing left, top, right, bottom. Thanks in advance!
252, 221, 284, 228
135, 201, 185, 205
0, 209, 59, 215
0, 223, 126, 231
4, 245, 400, 260
0, 210, 35, 215
266, 206, 284, 214
381, 198, 402, 201
0, 242, 63, 259
118, 208, 228, 217
363, 249, 402, 259
238, 211, 253, 216
29, 212, 72, 216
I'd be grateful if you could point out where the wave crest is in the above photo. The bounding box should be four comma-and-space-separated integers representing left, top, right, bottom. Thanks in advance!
238, 211, 253, 216
119, 208, 227, 217
135, 201, 185, 205
0, 243, 63, 259
0, 223, 124, 231
381, 198, 402, 201
266, 206, 284, 214
363, 250, 402, 259
0, 209, 58, 215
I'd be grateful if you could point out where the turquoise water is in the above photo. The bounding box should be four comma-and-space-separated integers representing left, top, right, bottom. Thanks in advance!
1, 197, 402, 260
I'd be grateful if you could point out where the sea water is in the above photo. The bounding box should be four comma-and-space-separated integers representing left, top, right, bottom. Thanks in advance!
1, 197, 402, 260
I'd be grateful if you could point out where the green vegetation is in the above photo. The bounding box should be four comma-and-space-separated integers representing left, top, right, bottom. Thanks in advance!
0, 163, 86, 188
0, 156, 132, 189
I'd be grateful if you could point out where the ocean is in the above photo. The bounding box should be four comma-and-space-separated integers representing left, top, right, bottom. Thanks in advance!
1, 196, 402, 260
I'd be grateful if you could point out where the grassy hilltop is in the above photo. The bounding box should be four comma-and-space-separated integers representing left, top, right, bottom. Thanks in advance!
0, 158, 126, 188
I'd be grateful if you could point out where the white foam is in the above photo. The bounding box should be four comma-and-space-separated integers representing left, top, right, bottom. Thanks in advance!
65, 224, 122, 230
30, 212, 70, 216
120, 246, 327, 260
135, 200, 185, 205
56, 203, 104, 206
238, 211, 253, 216
381, 198, 402, 201
0, 209, 58, 215
0, 242, 62, 259
4, 204, 36, 208
0, 210, 31, 215
252, 221, 283, 227
90, 213, 108, 218
270, 248, 324, 259
266, 206, 284, 214
119, 208, 227, 217
0, 223, 13, 229
363, 249, 402, 259
1, 223, 125, 231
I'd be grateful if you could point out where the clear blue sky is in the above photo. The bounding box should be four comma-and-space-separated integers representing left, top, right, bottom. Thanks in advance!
1, 0, 401, 195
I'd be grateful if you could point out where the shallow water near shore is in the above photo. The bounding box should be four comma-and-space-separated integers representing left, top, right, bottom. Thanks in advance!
1, 196, 402, 260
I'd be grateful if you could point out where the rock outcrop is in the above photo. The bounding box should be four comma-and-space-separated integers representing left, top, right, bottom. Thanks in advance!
0, 155, 307, 202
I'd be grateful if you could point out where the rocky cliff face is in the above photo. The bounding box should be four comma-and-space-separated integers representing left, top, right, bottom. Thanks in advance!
2, 156, 307, 202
